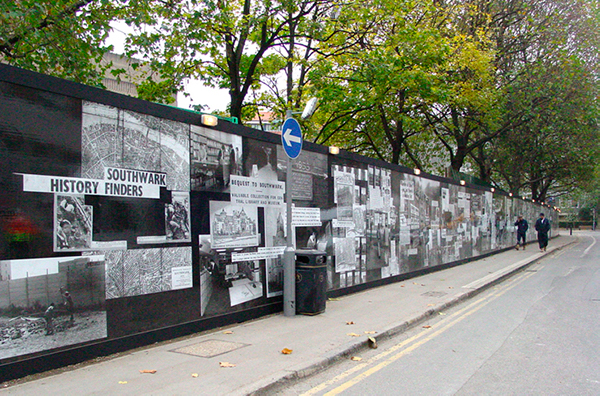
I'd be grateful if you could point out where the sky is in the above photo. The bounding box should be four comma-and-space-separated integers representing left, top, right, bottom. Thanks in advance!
106, 22, 230, 113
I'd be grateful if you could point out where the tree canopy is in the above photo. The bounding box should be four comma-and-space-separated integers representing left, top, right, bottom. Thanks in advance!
0, 0, 117, 84
1, 0, 598, 202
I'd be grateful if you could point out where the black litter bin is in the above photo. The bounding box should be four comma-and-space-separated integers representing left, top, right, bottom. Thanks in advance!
295, 249, 327, 315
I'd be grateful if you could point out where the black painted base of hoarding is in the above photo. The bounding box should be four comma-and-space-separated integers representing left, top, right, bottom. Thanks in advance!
0, 302, 282, 384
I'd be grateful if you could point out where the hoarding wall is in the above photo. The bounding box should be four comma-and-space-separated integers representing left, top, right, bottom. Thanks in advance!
0, 65, 558, 377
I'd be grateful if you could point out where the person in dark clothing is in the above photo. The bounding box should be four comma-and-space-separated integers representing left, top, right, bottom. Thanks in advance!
44, 303, 55, 335
60, 287, 74, 323
229, 144, 237, 176
56, 220, 72, 249
514, 215, 529, 250
535, 212, 551, 252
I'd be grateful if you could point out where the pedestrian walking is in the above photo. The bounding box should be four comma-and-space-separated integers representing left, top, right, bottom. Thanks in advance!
514, 215, 529, 250
535, 212, 551, 252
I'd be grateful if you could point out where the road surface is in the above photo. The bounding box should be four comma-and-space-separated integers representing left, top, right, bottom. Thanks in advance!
280, 231, 600, 395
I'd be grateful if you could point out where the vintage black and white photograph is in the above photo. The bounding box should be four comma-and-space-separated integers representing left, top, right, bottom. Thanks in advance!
365, 211, 391, 271
54, 194, 93, 252
245, 139, 278, 182
99, 247, 192, 299
0, 255, 107, 362
265, 256, 283, 298
276, 146, 328, 202
82, 102, 190, 191
165, 191, 191, 242
333, 167, 356, 226
121, 111, 160, 174
190, 125, 242, 192
123, 110, 190, 190
209, 201, 259, 249
151, 116, 190, 192
264, 207, 285, 297
352, 205, 367, 237
199, 235, 214, 317
198, 235, 264, 316
368, 166, 392, 212
228, 265, 263, 306
82, 102, 121, 180
363, 166, 395, 274
334, 236, 357, 273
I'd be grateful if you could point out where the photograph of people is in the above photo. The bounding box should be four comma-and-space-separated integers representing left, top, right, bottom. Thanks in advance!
54, 195, 92, 252
165, 192, 191, 241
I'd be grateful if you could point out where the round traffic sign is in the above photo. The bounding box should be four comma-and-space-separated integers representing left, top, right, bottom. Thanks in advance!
281, 118, 303, 159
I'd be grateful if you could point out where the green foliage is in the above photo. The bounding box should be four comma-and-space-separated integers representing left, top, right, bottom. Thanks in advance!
2, 0, 598, 200
136, 79, 178, 104
307, 0, 453, 166
123, 0, 332, 119
481, 0, 600, 201
0, 0, 120, 85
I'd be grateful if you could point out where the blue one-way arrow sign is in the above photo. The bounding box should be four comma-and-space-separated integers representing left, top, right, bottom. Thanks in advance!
281, 117, 303, 159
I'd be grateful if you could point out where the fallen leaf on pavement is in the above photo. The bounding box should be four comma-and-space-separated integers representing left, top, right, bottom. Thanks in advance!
347, 333, 361, 337
139, 370, 157, 374
423, 325, 432, 329
368, 336, 378, 349
346, 321, 355, 325
438, 312, 446, 316
191, 373, 199, 378
351, 356, 363, 361
400, 285, 405, 287
281, 348, 293, 354
223, 330, 233, 334
219, 362, 236, 368
118, 381, 128, 384
448, 286, 454, 289
427, 304, 434, 306
364, 331, 376, 334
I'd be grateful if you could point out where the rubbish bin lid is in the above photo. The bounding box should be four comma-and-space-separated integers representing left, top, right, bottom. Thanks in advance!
295, 249, 326, 256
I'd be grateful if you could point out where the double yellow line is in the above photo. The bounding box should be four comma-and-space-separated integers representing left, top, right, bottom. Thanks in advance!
302, 265, 543, 396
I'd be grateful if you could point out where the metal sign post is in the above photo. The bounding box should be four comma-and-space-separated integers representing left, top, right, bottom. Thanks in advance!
281, 116, 302, 317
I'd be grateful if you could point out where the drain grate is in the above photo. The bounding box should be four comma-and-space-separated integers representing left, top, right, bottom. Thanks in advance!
421, 291, 448, 298
171, 339, 249, 358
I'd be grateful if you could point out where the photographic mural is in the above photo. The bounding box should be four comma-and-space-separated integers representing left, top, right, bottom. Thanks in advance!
0, 66, 557, 370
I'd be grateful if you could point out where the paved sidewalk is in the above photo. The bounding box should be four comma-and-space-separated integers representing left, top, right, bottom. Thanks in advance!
1, 235, 577, 396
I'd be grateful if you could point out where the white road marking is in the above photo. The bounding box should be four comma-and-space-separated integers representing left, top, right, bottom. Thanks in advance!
580, 235, 597, 258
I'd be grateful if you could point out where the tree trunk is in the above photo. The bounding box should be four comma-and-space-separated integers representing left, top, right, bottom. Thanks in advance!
451, 150, 467, 173
471, 146, 491, 182
230, 95, 243, 122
